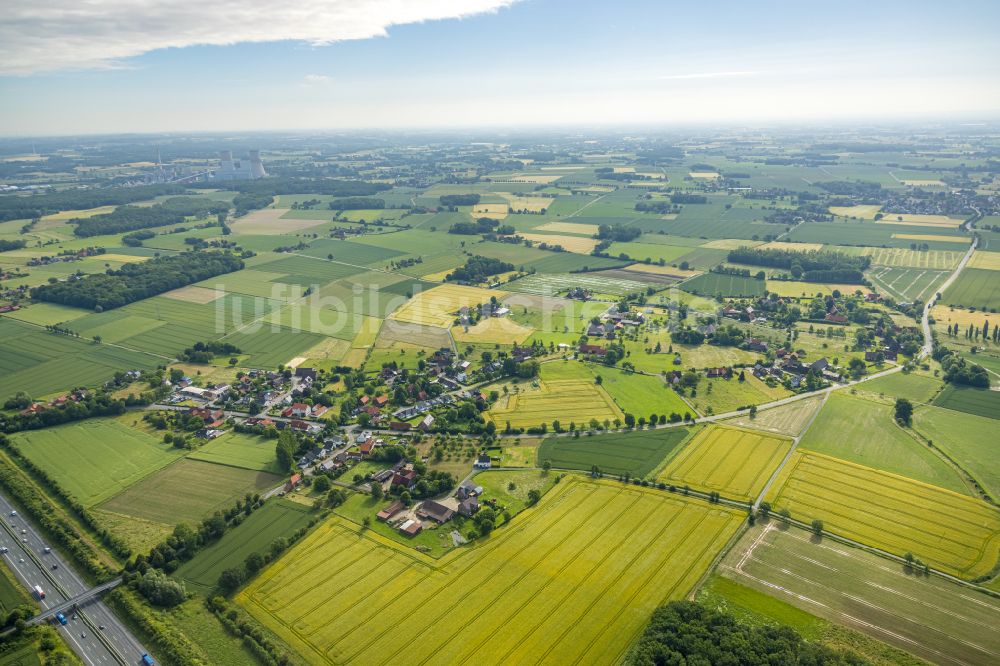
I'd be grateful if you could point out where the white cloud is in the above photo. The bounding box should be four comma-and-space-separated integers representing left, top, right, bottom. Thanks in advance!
302, 74, 333, 86
0, 0, 518, 75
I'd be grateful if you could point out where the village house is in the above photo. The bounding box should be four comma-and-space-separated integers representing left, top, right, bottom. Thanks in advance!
377, 500, 406, 522
417, 500, 455, 524
392, 468, 419, 489
398, 519, 423, 536
418, 414, 435, 431
458, 497, 480, 517
578, 343, 606, 356
474, 454, 493, 469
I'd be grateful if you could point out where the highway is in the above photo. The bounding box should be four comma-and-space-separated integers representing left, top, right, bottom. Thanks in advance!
0, 490, 149, 666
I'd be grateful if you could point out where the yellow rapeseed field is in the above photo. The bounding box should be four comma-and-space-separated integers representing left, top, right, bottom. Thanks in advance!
238, 477, 742, 665
658, 426, 791, 501
968, 250, 1000, 271
891, 233, 969, 244
766, 451, 1000, 579
486, 379, 622, 429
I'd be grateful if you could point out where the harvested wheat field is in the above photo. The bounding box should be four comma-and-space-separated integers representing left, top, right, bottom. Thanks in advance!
230, 208, 327, 234
518, 233, 599, 254
892, 233, 969, 244
453, 316, 533, 344
533, 221, 599, 235
829, 204, 882, 219
759, 241, 824, 252
389, 283, 502, 328
161, 285, 225, 304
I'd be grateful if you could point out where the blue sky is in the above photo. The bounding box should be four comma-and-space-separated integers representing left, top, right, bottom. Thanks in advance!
2, 0, 999, 135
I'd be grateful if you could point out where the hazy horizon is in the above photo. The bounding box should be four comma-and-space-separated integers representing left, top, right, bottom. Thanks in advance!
3, 0, 999, 135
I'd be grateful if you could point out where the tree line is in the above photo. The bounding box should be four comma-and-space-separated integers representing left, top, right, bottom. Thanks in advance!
0, 183, 185, 222
72, 196, 229, 237
439, 194, 481, 206
329, 197, 385, 210
728, 246, 869, 283
30, 251, 244, 311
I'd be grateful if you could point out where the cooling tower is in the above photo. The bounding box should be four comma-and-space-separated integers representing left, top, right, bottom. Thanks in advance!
249, 150, 267, 179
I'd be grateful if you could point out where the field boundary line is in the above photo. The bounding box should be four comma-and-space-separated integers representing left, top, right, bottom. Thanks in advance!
753, 391, 827, 510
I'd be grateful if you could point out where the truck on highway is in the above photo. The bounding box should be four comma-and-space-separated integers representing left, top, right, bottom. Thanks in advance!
55, 612, 67, 626
33, 585, 45, 600
141, 654, 155, 665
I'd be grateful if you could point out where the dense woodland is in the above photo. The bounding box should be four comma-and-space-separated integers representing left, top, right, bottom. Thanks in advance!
30, 251, 244, 310
728, 247, 870, 283
446, 255, 514, 284
73, 196, 229, 236
626, 601, 864, 666
0, 184, 185, 222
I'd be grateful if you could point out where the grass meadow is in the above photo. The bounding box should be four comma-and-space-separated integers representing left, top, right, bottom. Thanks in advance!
174, 499, 312, 593
913, 406, 1000, 501
187, 432, 283, 474
932, 384, 1000, 419
724, 396, 826, 438
98, 459, 281, 525
537, 428, 690, 477
799, 393, 966, 493
681, 273, 766, 298
943, 268, 1000, 310
11, 418, 183, 507
238, 478, 742, 665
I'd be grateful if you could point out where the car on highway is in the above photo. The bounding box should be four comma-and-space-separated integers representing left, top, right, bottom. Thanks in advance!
9, 510, 15, 517
0, 546, 7, 553
20, 529, 26, 534
43, 547, 51, 553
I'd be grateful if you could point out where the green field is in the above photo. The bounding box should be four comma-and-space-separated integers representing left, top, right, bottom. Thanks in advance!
605, 241, 691, 264
0, 317, 161, 400
719, 524, 1000, 666
867, 266, 947, 302
932, 384, 1000, 420
0, 561, 31, 614
165, 600, 262, 666
595, 367, 692, 417
537, 427, 689, 477
855, 371, 942, 403
239, 477, 742, 665
187, 431, 284, 473
799, 393, 967, 493
98, 459, 282, 524
943, 267, 1000, 310
174, 499, 312, 592
658, 425, 791, 501
913, 405, 1000, 501
681, 273, 765, 297
11, 418, 184, 507
222, 325, 328, 368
